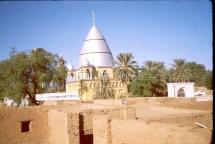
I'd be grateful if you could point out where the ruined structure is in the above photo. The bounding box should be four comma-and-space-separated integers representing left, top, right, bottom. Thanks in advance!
0, 103, 136, 144
0, 97, 212, 144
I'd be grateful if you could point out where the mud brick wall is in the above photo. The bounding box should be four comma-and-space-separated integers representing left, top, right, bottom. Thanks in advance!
93, 115, 112, 144
79, 109, 94, 135
109, 106, 136, 119
48, 110, 70, 144
0, 107, 49, 144
67, 113, 79, 144
93, 106, 136, 144
48, 110, 80, 144
43, 100, 81, 106
80, 106, 136, 136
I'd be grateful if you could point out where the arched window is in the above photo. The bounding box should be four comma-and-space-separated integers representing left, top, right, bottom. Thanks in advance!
177, 88, 185, 97
86, 69, 90, 79
102, 70, 108, 78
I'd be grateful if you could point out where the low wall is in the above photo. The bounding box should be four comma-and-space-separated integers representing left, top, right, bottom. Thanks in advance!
48, 110, 70, 144
0, 107, 80, 144
43, 100, 81, 106
126, 97, 195, 104
195, 96, 213, 101
93, 115, 112, 144
0, 104, 136, 144
0, 107, 49, 144
93, 106, 136, 144
48, 110, 80, 144
80, 106, 136, 136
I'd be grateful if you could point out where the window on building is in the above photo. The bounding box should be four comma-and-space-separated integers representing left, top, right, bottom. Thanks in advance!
86, 69, 90, 79
21, 120, 31, 132
70, 73, 74, 77
102, 70, 108, 78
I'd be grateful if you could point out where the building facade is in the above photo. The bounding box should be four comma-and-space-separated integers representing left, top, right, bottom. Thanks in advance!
167, 82, 195, 97
66, 23, 127, 101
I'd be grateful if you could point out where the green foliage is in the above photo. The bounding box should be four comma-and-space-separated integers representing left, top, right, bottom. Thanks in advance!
130, 61, 167, 97
93, 77, 115, 99
114, 52, 138, 84
201, 70, 213, 90
0, 48, 67, 105
169, 59, 191, 82
129, 58, 212, 97
185, 62, 206, 86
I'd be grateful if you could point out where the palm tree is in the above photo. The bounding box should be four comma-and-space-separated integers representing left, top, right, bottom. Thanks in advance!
114, 53, 137, 97
142, 61, 167, 96
169, 59, 191, 82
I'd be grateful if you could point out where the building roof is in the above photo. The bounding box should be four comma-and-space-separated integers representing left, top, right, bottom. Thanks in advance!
79, 25, 114, 68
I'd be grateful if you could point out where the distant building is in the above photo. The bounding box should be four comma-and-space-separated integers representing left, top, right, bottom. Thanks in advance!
167, 82, 195, 97
66, 15, 127, 101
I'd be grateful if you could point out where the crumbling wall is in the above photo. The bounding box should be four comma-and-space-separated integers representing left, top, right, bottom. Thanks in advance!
93, 106, 136, 144
93, 115, 112, 144
0, 107, 49, 144
67, 113, 80, 144
48, 110, 79, 144
80, 106, 136, 136
0, 104, 136, 144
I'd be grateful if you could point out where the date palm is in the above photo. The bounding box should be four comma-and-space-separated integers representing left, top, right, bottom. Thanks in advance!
115, 53, 137, 82
142, 61, 167, 96
115, 53, 137, 96
169, 59, 191, 82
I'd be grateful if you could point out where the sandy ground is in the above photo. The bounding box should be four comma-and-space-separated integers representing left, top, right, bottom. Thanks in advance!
130, 99, 213, 144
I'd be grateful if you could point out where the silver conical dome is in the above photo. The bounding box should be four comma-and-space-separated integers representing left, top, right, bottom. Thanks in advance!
79, 25, 114, 68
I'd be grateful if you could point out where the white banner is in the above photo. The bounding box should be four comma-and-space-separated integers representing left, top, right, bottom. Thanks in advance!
36, 92, 80, 101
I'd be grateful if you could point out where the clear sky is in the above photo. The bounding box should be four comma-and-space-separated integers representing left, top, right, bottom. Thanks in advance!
0, 1, 212, 70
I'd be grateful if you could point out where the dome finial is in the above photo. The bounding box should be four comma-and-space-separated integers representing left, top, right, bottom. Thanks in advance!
92, 11, 95, 25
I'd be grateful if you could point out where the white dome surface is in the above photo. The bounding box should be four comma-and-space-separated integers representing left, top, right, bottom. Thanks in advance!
79, 25, 114, 68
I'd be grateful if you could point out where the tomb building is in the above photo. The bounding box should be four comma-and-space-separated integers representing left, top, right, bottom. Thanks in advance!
66, 13, 127, 101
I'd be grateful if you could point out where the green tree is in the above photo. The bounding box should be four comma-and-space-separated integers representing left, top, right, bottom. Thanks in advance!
201, 70, 213, 90
0, 48, 67, 105
114, 52, 137, 96
169, 59, 191, 82
185, 62, 206, 86
130, 61, 167, 97
53, 55, 67, 92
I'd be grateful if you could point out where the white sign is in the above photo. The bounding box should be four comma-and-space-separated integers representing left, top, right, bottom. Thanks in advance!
36, 92, 80, 101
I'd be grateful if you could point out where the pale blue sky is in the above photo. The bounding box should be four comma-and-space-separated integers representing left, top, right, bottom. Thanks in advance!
0, 1, 212, 70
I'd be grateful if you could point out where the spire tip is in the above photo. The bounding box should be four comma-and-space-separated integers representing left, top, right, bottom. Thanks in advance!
92, 11, 95, 25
